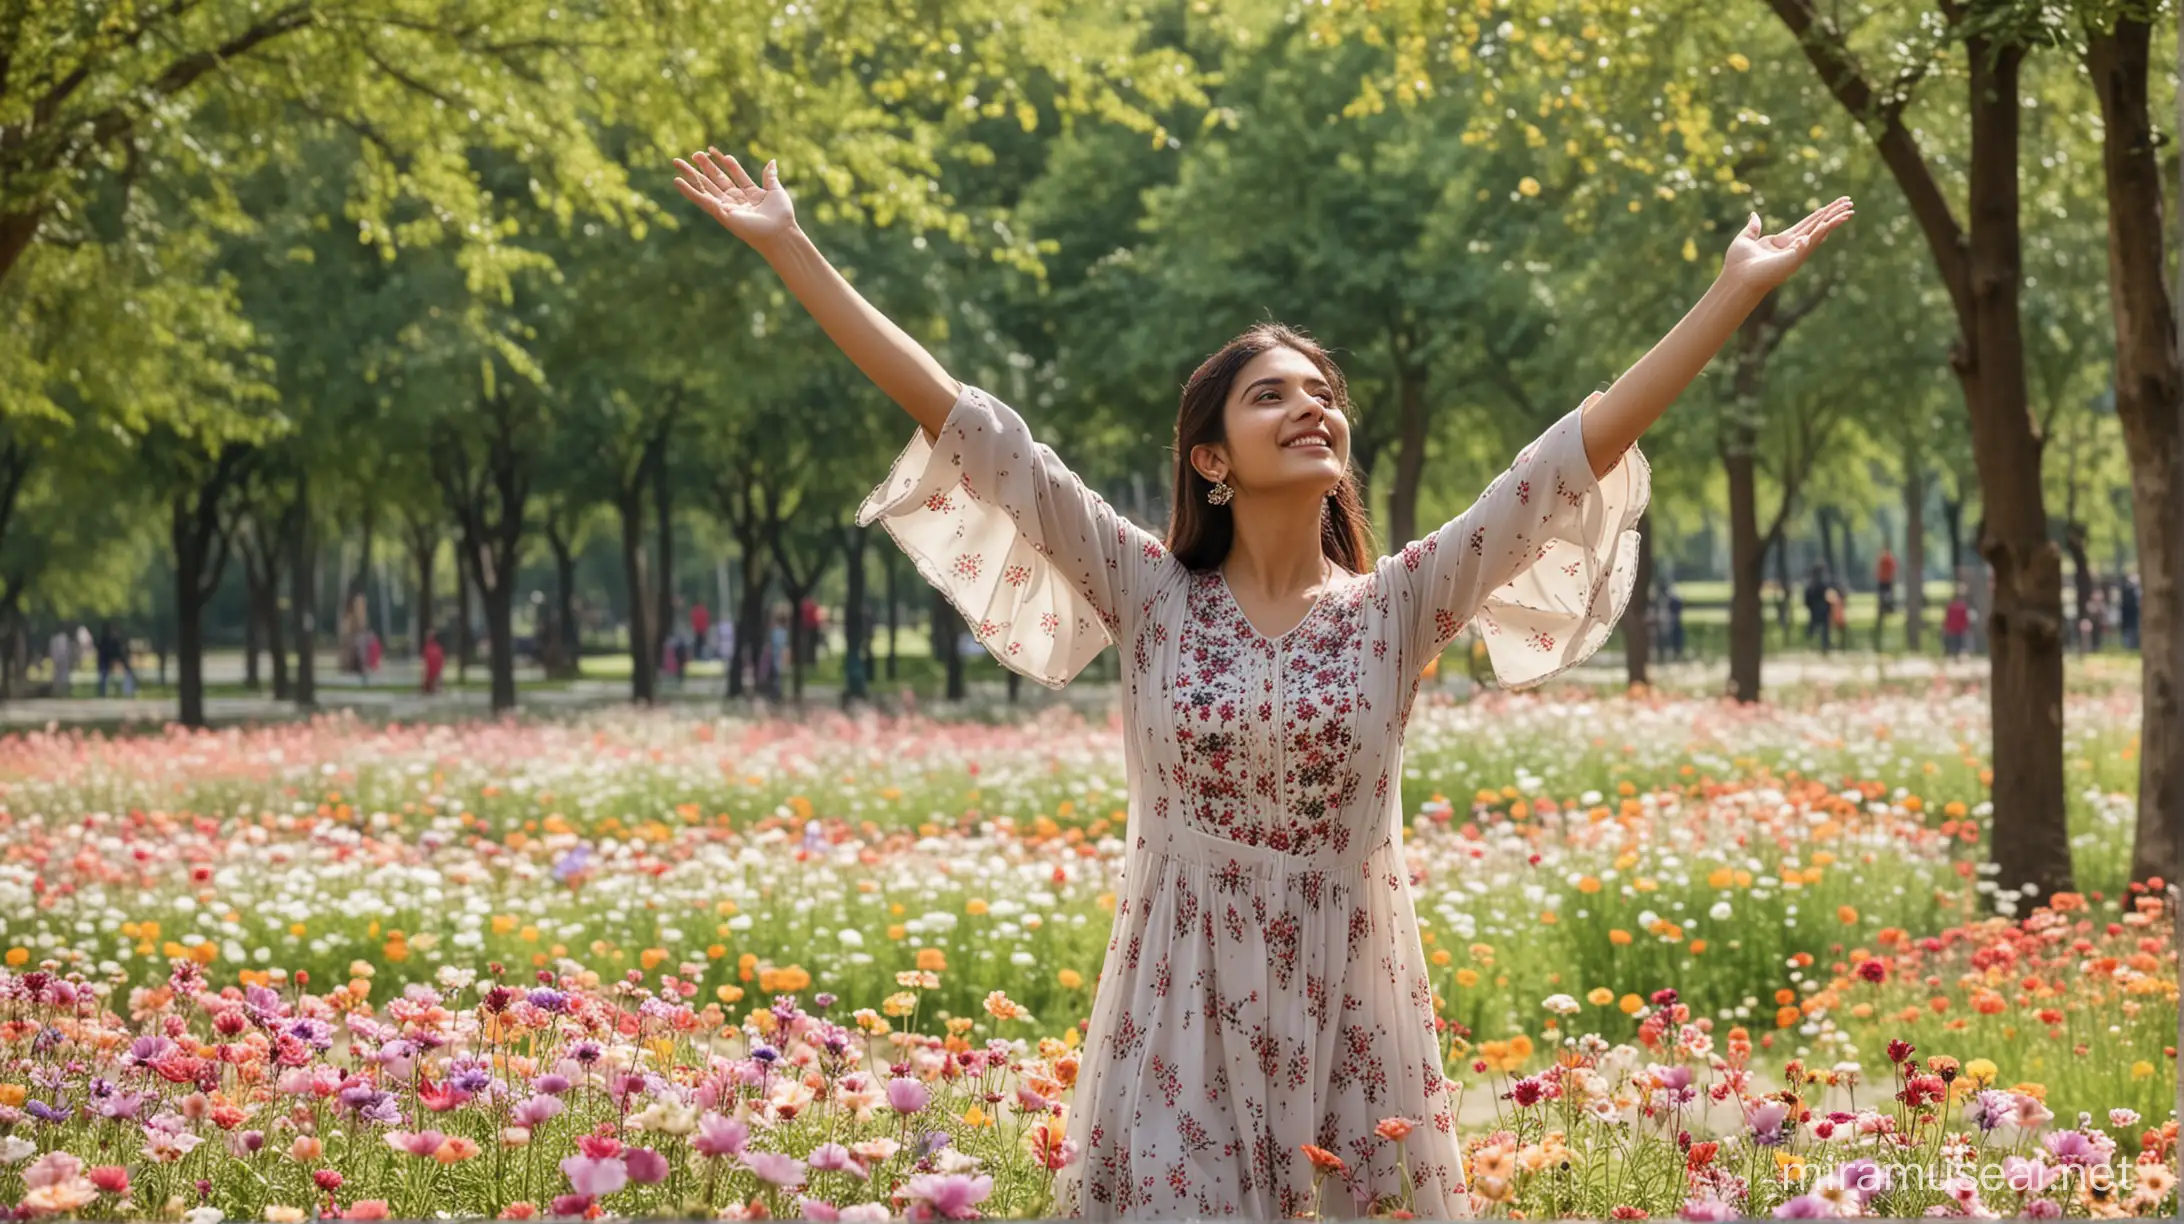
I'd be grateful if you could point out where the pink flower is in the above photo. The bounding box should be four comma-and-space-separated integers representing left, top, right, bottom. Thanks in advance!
386, 1130, 448, 1158
694, 1111, 749, 1158
622, 1147, 669, 1186
808, 1143, 866, 1182
741, 1151, 808, 1188
886, 1077, 930, 1115
22, 1152, 85, 1190
511, 1096, 564, 1128
550, 1195, 594, 1218
900, 1173, 993, 1220
797, 1201, 841, 1222
559, 1155, 628, 1198
344, 1201, 391, 1220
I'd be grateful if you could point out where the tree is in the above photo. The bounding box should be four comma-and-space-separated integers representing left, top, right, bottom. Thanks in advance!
2080, 5, 2182, 888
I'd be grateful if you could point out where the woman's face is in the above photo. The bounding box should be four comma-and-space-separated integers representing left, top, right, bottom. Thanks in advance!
1192, 345, 1350, 499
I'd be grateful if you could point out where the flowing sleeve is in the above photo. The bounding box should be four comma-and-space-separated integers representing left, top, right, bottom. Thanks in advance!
1375, 393, 1651, 690
855, 382, 1172, 689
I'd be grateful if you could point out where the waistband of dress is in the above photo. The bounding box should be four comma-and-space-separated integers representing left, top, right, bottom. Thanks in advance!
1154, 822, 1393, 879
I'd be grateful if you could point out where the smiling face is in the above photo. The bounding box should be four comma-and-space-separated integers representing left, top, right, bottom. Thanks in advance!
1188, 345, 1351, 500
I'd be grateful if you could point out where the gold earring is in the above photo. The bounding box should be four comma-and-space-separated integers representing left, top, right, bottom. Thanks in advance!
1206, 480, 1234, 506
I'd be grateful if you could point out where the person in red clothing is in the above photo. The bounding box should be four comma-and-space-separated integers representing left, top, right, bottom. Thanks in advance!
1942, 588, 1971, 659
691, 602, 712, 660
421, 630, 446, 694
1873, 545, 1898, 650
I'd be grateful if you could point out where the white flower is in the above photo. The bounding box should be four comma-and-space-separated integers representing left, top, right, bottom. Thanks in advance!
934, 1145, 984, 1174
1542, 993, 1581, 1016
1709, 901, 1734, 921
185, 1207, 225, 1224
0, 1136, 35, 1164
2109, 1108, 2140, 1129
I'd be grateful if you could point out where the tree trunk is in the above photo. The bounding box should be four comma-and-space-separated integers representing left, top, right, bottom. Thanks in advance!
1625, 511, 1653, 687
1904, 467, 1928, 652
172, 498, 210, 729
455, 556, 473, 683
1815, 506, 1840, 585
292, 474, 317, 710
934, 588, 966, 701
1726, 444, 1766, 703
1961, 37, 2071, 905
1389, 362, 1429, 548
483, 576, 517, 712
1942, 496, 1965, 579
243, 573, 263, 691
654, 445, 676, 689
843, 527, 870, 704
409, 526, 436, 662
553, 538, 580, 682
2088, 14, 2184, 888
617, 488, 655, 705
884, 547, 900, 681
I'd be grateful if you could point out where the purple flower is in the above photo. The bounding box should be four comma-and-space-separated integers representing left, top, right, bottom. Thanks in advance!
1772, 1195, 1834, 1218
1965, 1089, 2015, 1132
559, 1155, 628, 1198
533, 1073, 571, 1096
1834, 1158, 1890, 1202
552, 844, 592, 881
2021, 1198, 2063, 1219
886, 1077, 931, 1116
126, 1035, 176, 1066
693, 1111, 749, 1158
900, 1173, 993, 1219
569, 1040, 602, 1065
2043, 1131, 2101, 1167
526, 989, 569, 1014
25, 1099, 72, 1124
622, 1147, 669, 1185
1681, 1198, 1738, 1222
742, 1151, 808, 1189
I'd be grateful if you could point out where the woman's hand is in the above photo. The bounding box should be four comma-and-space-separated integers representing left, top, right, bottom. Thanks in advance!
673, 147, 796, 250
1719, 197, 1853, 293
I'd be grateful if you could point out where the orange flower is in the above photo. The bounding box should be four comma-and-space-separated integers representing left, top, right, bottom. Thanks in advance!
1376, 1117, 1418, 1142
1301, 1144, 1348, 1175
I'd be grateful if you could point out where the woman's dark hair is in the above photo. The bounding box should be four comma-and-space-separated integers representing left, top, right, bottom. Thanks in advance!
1165, 323, 1376, 574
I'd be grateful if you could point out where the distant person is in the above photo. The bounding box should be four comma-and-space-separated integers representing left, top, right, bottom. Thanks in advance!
95, 622, 137, 697
2119, 573, 2140, 651
49, 627, 75, 696
1943, 589, 1971, 659
1873, 546, 1896, 649
691, 601, 712, 660
421, 630, 446, 694
1826, 585, 1846, 649
1804, 565, 1833, 654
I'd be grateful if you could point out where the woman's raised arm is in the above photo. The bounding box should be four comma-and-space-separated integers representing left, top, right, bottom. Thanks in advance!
674, 148, 959, 438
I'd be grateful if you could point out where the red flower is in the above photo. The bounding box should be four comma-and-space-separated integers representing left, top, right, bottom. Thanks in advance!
1885, 1038, 1915, 1064
1857, 959, 1887, 983
1300, 1144, 1348, 1175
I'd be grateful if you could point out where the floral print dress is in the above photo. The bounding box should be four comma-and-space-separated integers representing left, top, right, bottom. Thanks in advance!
858, 383, 1649, 1219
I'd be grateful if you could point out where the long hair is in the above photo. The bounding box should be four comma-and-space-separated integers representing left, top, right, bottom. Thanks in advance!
1165, 323, 1376, 574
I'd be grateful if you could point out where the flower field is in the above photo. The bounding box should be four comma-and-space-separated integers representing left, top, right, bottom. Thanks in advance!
0, 686, 2173, 1220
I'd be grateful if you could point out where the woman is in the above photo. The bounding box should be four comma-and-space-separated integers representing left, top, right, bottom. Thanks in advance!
676, 148, 1848, 1218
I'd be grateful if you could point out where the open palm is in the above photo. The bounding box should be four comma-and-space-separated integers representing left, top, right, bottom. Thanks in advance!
1721, 197, 1853, 291
674, 148, 795, 249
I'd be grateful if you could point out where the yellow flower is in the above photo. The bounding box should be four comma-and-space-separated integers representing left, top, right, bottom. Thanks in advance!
1962, 1058, 1998, 1085
1455, 969, 1480, 988
1057, 969, 1084, 990
1618, 994, 1644, 1015
2130, 1060, 2154, 1080
1726, 52, 1751, 72
1586, 988, 1614, 1007
965, 899, 990, 916
1517, 176, 1541, 197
